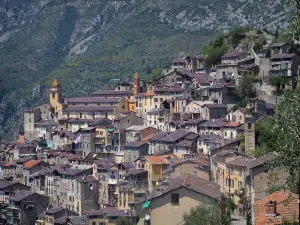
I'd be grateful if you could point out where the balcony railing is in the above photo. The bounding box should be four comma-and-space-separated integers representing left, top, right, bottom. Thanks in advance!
269, 69, 289, 77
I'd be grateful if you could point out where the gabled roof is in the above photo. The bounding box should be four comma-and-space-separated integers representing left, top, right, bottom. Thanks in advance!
64, 106, 114, 112
148, 173, 220, 201
125, 142, 148, 148
226, 156, 253, 167
255, 191, 299, 225
200, 119, 227, 128
158, 129, 192, 143
270, 42, 288, 47
271, 54, 296, 59
66, 97, 122, 104
146, 156, 168, 165
247, 153, 274, 169
203, 104, 227, 109
148, 131, 168, 141
223, 122, 241, 128
91, 90, 133, 96
9, 190, 35, 202
24, 160, 41, 169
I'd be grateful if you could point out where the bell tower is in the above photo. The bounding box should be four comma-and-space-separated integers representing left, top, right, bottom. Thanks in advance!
244, 104, 256, 153
50, 79, 63, 106
133, 72, 140, 96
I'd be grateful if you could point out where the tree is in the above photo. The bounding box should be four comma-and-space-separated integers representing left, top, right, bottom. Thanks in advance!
236, 74, 256, 100
270, 88, 300, 192
203, 35, 227, 67
286, 0, 300, 44
183, 203, 221, 225
116, 218, 136, 225
182, 197, 236, 225
150, 68, 163, 81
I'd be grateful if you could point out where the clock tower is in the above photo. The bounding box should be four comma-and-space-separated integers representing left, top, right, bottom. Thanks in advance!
50, 79, 63, 106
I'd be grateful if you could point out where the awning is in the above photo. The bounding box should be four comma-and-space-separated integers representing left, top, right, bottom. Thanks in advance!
142, 200, 151, 209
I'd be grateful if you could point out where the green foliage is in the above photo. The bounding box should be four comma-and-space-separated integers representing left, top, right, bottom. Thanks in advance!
228, 27, 250, 47
270, 88, 300, 191
183, 203, 221, 225
116, 218, 136, 225
203, 35, 227, 67
270, 76, 289, 93
253, 116, 276, 157
231, 99, 247, 112
150, 69, 163, 81
265, 48, 271, 58
236, 74, 256, 100
183, 197, 236, 225
267, 185, 285, 195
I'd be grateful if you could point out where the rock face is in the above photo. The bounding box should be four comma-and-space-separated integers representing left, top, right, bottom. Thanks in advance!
0, 0, 290, 140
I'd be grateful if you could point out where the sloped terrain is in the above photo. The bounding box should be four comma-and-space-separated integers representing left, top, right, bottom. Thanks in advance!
0, 0, 290, 139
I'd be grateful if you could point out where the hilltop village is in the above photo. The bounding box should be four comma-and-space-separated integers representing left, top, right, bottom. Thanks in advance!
0, 41, 299, 225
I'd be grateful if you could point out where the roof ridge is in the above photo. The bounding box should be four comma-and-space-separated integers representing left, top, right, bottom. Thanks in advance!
183, 173, 188, 186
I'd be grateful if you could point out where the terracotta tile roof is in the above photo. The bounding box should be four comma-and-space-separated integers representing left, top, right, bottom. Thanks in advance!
254, 191, 299, 225
144, 90, 154, 97
224, 122, 241, 127
146, 156, 168, 165
3, 162, 15, 167
24, 160, 41, 169
142, 133, 156, 141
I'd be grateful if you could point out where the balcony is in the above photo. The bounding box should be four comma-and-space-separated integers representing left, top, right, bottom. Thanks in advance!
108, 178, 118, 185
269, 69, 290, 77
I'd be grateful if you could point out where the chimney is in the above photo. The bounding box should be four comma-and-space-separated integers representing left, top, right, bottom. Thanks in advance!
265, 200, 277, 216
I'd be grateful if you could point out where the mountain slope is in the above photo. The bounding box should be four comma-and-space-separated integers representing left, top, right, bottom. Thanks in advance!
0, 0, 290, 140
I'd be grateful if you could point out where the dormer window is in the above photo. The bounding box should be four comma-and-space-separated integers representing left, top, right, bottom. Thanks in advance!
265, 200, 277, 216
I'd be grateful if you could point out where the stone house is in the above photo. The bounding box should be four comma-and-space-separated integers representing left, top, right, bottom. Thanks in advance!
75, 175, 99, 214
23, 159, 49, 187
6, 191, 49, 225
144, 173, 220, 225
117, 169, 148, 210
270, 42, 291, 55
147, 132, 169, 155
199, 119, 227, 136
75, 127, 96, 158
125, 126, 158, 144
146, 109, 171, 131
223, 122, 244, 139
269, 53, 300, 89
201, 104, 227, 120
113, 112, 144, 149
162, 159, 210, 181
123, 142, 149, 162
185, 101, 214, 120
145, 156, 169, 192
0, 181, 31, 203
63, 105, 116, 121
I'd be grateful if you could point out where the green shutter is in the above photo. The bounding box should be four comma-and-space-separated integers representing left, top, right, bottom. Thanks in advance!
142, 200, 151, 209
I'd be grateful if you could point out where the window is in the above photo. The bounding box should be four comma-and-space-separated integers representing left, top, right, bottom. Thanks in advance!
29, 118, 31, 123
100, 131, 103, 135
239, 168, 242, 176
248, 123, 252, 129
224, 131, 227, 137
52, 93, 55, 99
231, 179, 234, 188
238, 181, 243, 190
171, 193, 179, 204
80, 113, 82, 118
230, 132, 233, 138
